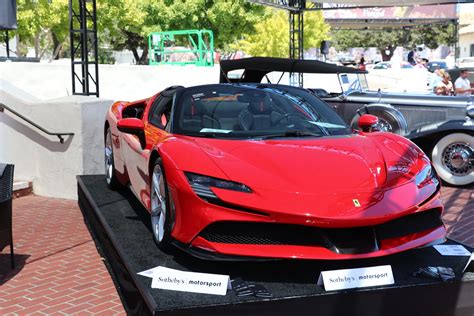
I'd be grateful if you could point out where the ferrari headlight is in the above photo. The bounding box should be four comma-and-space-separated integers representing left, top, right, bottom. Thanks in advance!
415, 164, 439, 188
185, 172, 252, 199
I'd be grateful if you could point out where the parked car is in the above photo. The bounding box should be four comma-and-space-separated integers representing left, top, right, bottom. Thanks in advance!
104, 83, 445, 260
426, 60, 448, 73
333, 54, 357, 66
458, 57, 474, 68
371, 61, 414, 70
220, 57, 473, 186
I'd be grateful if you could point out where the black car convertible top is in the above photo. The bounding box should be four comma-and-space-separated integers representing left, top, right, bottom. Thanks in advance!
219, 57, 367, 84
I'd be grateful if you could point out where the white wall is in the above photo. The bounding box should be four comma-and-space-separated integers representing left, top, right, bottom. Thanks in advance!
0, 81, 112, 199
0, 61, 220, 102
459, 32, 474, 59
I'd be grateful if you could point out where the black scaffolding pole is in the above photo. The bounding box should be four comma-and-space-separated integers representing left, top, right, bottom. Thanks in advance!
5, 30, 10, 58
69, 0, 99, 97
289, 1, 304, 86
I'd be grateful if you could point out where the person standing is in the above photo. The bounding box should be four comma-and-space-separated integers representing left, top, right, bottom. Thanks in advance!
407, 47, 416, 66
358, 54, 366, 71
434, 70, 454, 95
430, 67, 442, 92
454, 69, 472, 96
442, 72, 454, 96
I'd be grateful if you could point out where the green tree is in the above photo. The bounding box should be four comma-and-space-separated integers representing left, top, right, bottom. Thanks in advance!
10, 0, 265, 63
332, 24, 456, 61
13, 0, 69, 58
235, 9, 330, 58
234, 10, 287, 58
99, 0, 266, 64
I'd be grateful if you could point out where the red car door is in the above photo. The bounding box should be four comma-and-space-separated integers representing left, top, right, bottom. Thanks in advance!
121, 94, 174, 209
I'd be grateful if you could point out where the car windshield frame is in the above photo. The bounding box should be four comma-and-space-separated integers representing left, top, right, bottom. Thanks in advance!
170, 84, 352, 140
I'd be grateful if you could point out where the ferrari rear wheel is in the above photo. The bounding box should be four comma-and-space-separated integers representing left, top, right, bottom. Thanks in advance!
150, 159, 172, 251
105, 127, 121, 189
431, 133, 473, 186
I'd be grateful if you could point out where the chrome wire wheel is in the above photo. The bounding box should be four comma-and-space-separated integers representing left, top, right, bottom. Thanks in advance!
105, 129, 114, 185
432, 133, 474, 186
441, 142, 473, 176
151, 163, 167, 243
376, 117, 393, 133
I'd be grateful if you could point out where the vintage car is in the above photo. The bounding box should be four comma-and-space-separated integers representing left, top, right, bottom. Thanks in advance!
104, 83, 445, 260
220, 57, 473, 186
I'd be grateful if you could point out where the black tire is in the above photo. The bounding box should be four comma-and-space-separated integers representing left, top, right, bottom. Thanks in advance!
150, 158, 174, 251
104, 127, 121, 189
350, 104, 408, 135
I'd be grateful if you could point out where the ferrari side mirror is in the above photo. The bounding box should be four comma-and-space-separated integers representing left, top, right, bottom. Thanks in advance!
117, 118, 146, 148
117, 118, 144, 134
358, 114, 380, 133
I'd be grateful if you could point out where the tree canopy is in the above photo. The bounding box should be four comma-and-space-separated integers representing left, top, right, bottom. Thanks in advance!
9, 0, 332, 63
332, 24, 456, 61
10, 0, 69, 58
234, 10, 330, 58
97, 0, 267, 64
8, 0, 267, 63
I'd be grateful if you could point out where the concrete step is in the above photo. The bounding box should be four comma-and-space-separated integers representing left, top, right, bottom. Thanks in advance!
13, 180, 33, 199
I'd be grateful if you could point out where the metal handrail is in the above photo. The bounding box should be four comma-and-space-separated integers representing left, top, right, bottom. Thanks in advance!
0, 103, 74, 143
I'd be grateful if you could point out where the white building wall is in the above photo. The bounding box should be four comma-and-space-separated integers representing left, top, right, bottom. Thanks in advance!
0, 62, 220, 102
459, 32, 474, 59
0, 81, 111, 199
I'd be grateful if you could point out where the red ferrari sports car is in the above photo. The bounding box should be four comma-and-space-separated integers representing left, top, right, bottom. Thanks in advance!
104, 83, 445, 260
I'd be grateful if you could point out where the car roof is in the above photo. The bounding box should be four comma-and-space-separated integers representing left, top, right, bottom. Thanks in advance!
219, 57, 366, 84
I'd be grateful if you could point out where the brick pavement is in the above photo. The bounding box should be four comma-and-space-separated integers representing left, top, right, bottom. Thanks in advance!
0, 185, 472, 315
441, 185, 474, 248
0, 196, 125, 315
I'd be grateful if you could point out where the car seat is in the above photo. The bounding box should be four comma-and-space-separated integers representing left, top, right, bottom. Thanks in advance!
239, 101, 276, 130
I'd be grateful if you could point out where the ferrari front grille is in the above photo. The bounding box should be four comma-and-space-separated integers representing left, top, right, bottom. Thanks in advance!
198, 208, 443, 255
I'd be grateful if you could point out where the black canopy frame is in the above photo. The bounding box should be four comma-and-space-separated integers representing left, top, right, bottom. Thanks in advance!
220, 56, 366, 84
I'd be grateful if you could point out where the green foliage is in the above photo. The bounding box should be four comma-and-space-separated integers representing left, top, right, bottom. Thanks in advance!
13, 0, 265, 63
233, 10, 288, 58
98, 0, 266, 64
98, 50, 116, 64
332, 24, 456, 58
409, 24, 457, 49
234, 10, 330, 58
304, 11, 331, 50
14, 0, 69, 58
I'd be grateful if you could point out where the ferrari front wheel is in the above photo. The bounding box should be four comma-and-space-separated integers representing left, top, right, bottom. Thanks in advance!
105, 127, 121, 189
150, 159, 172, 251
431, 133, 473, 186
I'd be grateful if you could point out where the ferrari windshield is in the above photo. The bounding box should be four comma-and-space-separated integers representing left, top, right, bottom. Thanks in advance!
173, 84, 351, 139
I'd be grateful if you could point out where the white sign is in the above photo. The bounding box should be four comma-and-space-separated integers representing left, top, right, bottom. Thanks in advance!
317, 265, 394, 291
151, 266, 229, 296
434, 245, 471, 257
137, 267, 161, 279
462, 253, 474, 273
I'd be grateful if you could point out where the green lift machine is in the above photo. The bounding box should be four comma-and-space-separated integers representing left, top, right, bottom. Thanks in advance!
148, 29, 214, 66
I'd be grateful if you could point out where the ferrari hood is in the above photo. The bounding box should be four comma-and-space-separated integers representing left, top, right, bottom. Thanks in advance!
189, 133, 425, 195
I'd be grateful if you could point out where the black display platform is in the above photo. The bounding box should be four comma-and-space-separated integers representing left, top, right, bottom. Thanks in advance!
78, 175, 474, 316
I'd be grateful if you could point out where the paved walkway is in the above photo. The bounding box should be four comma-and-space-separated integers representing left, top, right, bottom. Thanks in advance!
0, 185, 472, 315
441, 185, 474, 246
0, 196, 125, 315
